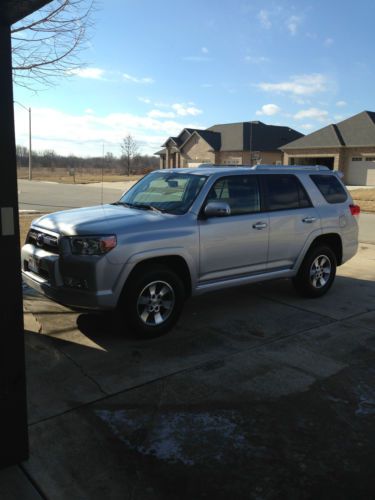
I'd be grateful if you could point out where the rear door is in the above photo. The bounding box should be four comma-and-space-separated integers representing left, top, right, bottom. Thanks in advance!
260, 174, 321, 271
198, 175, 269, 282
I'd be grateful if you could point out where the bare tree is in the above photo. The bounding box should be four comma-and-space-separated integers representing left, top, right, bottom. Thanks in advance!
11, 0, 94, 89
120, 135, 139, 176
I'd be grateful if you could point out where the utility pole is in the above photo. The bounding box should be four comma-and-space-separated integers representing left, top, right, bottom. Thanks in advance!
14, 101, 32, 180
249, 120, 253, 166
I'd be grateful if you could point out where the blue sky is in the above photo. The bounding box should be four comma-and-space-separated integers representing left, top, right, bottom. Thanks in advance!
13, 0, 375, 157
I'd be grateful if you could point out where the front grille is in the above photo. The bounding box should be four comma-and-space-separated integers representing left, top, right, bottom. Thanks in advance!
27, 229, 60, 254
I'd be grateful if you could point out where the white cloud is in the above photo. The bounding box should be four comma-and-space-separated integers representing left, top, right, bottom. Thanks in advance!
171, 103, 202, 116
286, 15, 302, 35
257, 74, 328, 96
324, 37, 334, 46
293, 107, 329, 122
84, 108, 94, 114
123, 73, 154, 84
201, 47, 209, 54
244, 55, 270, 64
69, 67, 105, 79
148, 110, 176, 119
138, 97, 151, 104
14, 107, 204, 156
300, 123, 315, 131
201, 83, 213, 88
258, 9, 271, 28
256, 104, 281, 116
336, 100, 347, 107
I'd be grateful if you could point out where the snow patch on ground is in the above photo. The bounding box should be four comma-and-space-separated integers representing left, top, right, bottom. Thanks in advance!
96, 409, 255, 465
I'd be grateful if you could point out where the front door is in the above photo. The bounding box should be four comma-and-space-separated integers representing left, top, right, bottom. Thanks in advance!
198, 175, 269, 282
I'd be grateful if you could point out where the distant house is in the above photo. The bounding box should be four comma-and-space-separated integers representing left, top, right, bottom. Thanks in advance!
156, 121, 303, 169
281, 111, 375, 185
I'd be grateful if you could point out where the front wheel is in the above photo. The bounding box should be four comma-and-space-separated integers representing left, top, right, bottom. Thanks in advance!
293, 245, 337, 298
119, 265, 185, 337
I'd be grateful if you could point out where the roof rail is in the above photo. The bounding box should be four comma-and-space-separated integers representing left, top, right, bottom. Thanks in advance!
251, 164, 330, 171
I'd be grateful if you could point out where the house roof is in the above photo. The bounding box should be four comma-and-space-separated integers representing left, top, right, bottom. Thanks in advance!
282, 111, 375, 150
195, 130, 221, 150
208, 121, 303, 151
156, 121, 303, 155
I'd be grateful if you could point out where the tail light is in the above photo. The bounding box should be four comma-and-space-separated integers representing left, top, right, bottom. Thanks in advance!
349, 204, 360, 216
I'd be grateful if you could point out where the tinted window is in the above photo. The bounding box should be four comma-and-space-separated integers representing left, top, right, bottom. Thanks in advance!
310, 175, 347, 203
206, 176, 260, 215
263, 174, 312, 211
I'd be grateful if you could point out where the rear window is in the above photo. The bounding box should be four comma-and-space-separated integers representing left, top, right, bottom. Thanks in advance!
310, 175, 347, 203
262, 174, 312, 211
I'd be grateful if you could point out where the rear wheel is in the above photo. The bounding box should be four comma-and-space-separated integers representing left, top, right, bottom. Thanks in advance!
293, 245, 337, 298
120, 265, 185, 337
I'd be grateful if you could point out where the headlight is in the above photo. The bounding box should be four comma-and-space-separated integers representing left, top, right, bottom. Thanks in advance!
69, 235, 117, 255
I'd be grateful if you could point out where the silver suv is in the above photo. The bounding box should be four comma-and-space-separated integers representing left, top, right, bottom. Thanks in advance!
22, 165, 360, 336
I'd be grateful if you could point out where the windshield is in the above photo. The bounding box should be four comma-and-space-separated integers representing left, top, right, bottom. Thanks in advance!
118, 171, 208, 214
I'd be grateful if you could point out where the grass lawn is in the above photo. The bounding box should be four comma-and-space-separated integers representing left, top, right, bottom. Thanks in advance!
350, 188, 375, 213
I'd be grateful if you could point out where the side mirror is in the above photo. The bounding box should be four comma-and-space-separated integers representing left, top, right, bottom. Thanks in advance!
204, 201, 231, 217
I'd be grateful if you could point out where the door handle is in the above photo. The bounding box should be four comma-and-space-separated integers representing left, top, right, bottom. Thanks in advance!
302, 216, 317, 223
252, 222, 268, 230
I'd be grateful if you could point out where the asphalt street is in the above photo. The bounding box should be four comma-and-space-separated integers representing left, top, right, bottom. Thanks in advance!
18, 179, 128, 212
18, 179, 374, 243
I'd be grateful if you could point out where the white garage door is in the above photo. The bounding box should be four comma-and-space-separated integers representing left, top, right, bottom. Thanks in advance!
187, 162, 212, 168
346, 159, 375, 186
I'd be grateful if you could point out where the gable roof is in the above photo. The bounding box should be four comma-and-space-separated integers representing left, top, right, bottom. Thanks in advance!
180, 130, 221, 151
208, 121, 303, 151
157, 121, 303, 155
282, 111, 375, 150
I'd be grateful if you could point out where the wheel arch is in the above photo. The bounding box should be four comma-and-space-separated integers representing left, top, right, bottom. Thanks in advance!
309, 233, 343, 265
122, 255, 192, 299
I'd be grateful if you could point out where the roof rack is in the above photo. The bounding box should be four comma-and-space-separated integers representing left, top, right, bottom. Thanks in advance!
251, 164, 330, 171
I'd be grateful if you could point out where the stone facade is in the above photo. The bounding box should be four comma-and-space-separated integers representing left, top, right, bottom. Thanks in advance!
181, 135, 215, 166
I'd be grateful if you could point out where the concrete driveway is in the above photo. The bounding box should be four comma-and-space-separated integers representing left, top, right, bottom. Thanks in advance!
1, 242, 373, 499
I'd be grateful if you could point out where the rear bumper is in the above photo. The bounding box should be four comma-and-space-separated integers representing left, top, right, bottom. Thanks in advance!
341, 238, 358, 264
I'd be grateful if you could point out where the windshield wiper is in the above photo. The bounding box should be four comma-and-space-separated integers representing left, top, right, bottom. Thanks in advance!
112, 201, 165, 213
131, 203, 165, 213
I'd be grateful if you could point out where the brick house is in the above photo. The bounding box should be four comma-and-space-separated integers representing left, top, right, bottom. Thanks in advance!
156, 121, 303, 169
281, 111, 375, 185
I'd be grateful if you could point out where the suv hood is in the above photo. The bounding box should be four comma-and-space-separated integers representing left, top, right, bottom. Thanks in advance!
32, 204, 169, 236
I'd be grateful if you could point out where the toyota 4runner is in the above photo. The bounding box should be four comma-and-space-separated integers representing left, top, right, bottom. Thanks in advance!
21, 165, 360, 336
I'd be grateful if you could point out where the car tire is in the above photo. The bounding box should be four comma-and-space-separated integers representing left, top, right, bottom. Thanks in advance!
293, 245, 337, 298
120, 264, 185, 337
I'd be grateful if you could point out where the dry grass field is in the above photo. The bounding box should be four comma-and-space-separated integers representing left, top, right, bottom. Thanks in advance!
350, 188, 375, 212
19, 214, 40, 245
17, 167, 142, 184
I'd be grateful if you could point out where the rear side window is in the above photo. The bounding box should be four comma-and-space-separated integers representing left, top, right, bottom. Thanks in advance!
262, 174, 312, 211
310, 175, 347, 203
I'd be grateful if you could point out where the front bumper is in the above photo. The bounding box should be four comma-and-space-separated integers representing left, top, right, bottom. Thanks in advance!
21, 243, 119, 310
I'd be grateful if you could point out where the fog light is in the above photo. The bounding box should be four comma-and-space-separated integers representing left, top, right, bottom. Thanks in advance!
63, 277, 88, 289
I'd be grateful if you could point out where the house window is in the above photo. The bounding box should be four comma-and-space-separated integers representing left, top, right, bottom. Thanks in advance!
352, 157, 362, 161
365, 157, 375, 162
223, 158, 242, 165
